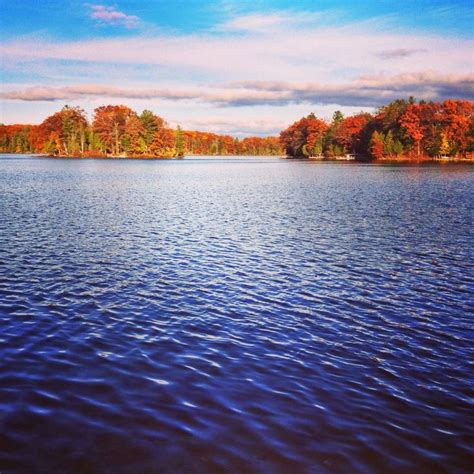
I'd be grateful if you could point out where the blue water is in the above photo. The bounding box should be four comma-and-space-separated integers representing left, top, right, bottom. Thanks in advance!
0, 155, 473, 473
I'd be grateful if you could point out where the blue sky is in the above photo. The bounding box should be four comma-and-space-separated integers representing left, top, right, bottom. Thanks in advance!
1, 0, 473, 135
2, 0, 473, 39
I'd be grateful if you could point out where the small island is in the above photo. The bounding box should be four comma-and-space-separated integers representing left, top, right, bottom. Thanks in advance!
0, 105, 282, 158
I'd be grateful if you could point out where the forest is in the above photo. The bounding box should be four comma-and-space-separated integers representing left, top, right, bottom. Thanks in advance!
280, 98, 474, 160
1, 99, 473, 159
0, 105, 282, 157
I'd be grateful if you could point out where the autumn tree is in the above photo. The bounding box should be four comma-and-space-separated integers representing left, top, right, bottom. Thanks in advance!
439, 100, 474, 156
27, 126, 43, 153
121, 113, 145, 155
369, 131, 385, 160
92, 105, 135, 155
280, 114, 328, 157
150, 127, 175, 157
399, 105, 424, 157
305, 114, 327, 156
439, 132, 450, 156
38, 106, 87, 155
334, 113, 373, 155
0, 125, 38, 153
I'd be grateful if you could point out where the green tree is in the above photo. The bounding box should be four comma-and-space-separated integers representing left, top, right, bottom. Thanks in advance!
175, 125, 185, 157
332, 110, 344, 125
140, 110, 164, 154
393, 139, 404, 155
384, 130, 395, 155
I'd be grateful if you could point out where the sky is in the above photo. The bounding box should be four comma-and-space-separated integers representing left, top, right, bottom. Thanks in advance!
0, 0, 473, 136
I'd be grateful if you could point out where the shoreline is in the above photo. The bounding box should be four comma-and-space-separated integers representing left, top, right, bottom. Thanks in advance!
286, 155, 474, 164
1, 153, 283, 160
2, 153, 474, 163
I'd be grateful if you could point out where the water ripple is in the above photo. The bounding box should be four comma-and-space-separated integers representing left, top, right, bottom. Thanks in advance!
0, 156, 473, 473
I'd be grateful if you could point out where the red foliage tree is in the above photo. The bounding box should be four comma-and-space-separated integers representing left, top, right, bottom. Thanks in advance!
280, 114, 328, 157
124, 113, 146, 155
369, 131, 385, 160
399, 105, 424, 157
334, 113, 373, 154
439, 100, 474, 155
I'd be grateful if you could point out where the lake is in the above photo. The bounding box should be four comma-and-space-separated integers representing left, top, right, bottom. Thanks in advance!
0, 155, 473, 473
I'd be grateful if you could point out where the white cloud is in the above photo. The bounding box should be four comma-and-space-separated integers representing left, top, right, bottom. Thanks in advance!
1, 10, 472, 127
88, 4, 139, 28
1, 21, 471, 85
217, 11, 323, 33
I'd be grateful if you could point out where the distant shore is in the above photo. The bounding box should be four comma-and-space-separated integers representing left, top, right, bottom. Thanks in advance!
294, 155, 474, 163
2, 152, 474, 164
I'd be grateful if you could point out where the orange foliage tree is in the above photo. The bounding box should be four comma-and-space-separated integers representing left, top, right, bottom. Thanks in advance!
280, 114, 328, 157
439, 100, 474, 155
369, 131, 385, 160
37, 105, 87, 155
92, 105, 135, 155
0, 124, 38, 153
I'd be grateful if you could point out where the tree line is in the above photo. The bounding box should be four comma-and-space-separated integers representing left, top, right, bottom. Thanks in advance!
0, 105, 282, 157
280, 98, 474, 159
1, 98, 473, 159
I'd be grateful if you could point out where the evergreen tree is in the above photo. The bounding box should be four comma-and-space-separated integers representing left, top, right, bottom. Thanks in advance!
332, 110, 344, 125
